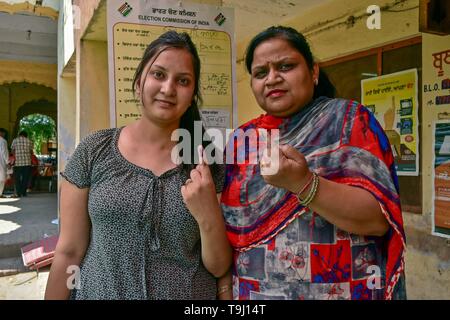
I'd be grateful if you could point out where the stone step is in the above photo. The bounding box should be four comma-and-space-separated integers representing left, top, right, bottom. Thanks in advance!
0, 242, 29, 260
0, 257, 28, 277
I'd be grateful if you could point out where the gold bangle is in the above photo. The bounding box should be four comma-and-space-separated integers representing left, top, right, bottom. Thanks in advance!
295, 172, 315, 197
297, 172, 319, 207
217, 284, 232, 296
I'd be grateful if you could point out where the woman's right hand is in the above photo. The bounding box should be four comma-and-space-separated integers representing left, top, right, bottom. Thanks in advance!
181, 161, 220, 226
260, 144, 312, 195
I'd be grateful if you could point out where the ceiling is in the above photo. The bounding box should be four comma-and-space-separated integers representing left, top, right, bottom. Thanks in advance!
0, 0, 58, 64
0, 11, 57, 63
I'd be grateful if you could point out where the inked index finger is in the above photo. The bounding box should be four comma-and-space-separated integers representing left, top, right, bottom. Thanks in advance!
197, 145, 204, 165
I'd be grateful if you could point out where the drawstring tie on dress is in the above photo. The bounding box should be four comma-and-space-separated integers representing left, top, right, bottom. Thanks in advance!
149, 178, 164, 251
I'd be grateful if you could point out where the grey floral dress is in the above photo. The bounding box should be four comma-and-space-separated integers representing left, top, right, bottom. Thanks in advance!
61, 128, 225, 300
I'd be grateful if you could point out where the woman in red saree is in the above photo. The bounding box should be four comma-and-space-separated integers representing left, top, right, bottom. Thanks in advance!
219, 26, 406, 300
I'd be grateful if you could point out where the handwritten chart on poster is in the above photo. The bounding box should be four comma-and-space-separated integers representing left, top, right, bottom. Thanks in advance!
432, 121, 450, 238
107, 0, 236, 130
361, 69, 419, 176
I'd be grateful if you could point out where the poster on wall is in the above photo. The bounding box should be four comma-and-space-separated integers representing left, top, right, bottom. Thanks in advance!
107, 0, 236, 130
432, 121, 450, 238
361, 69, 419, 176
423, 37, 450, 109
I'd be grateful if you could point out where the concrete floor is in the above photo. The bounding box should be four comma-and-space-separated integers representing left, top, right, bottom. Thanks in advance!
0, 269, 49, 300
0, 192, 57, 300
0, 193, 58, 259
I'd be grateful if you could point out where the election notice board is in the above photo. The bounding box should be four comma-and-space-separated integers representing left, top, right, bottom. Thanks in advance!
107, 0, 236, 131
361, 69, 419, 176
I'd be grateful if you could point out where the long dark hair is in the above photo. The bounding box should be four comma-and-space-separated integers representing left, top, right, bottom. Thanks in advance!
132, 30, 219, 176
244, 26, 335, 99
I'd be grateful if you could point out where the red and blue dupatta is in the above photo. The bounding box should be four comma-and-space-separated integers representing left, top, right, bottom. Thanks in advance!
221, 97, 406, 299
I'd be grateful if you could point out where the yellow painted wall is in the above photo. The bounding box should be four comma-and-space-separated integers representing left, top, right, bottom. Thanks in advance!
0, 60, 57, 143
9, 83, 56, 119
0, 82, 56, 143
236, 0, 420, 125
73, 0, 103, 43
77, 40, 109, 140
57, 76, 76, 173
0, 60, 57, 90
0, 85, 11, 136
0, 1, 58, 20
57, 0, 107, 171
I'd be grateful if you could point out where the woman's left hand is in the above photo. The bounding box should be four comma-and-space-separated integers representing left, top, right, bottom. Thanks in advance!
181, 152, 219, 225
260, 144, 312, 193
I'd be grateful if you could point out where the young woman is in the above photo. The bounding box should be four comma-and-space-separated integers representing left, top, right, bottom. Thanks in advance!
45, 31, 231, 300
220, 26, 406, 300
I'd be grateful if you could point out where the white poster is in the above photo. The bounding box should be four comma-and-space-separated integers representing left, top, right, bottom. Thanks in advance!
432, 121, 450, 238
107, 0, 236, 130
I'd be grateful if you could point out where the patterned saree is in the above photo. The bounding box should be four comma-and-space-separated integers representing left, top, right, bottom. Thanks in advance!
221, 97, 406, 300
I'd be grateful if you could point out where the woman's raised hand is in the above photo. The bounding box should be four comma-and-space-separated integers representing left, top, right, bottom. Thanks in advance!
260, 144, 313, 194
181, 146, 220, 225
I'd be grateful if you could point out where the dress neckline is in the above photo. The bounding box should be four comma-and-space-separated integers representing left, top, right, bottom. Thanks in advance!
112, 126, 182, 179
